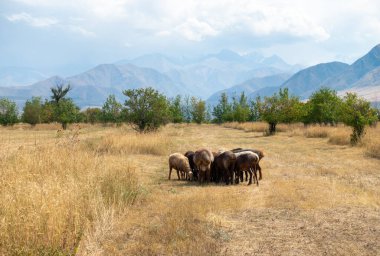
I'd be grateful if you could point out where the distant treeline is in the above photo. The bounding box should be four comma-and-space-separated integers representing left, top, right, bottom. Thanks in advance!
0, 84, 379, 144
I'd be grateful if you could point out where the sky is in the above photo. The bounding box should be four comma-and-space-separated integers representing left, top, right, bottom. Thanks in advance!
1, 0, 380, 76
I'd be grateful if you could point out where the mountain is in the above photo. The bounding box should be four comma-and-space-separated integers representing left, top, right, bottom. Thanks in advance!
322, 44, 380, 89
0, 64, 186, 108
280, 62, 349, 97
245, 44, 380, 101
0, 67, 47, 87
117, 50, 299, 97
207, 73, 291, 106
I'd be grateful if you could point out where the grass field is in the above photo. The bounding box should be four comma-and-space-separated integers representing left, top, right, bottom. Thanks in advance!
0, 123, 379, 255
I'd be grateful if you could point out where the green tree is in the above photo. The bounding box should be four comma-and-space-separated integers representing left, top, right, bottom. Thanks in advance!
169, 95, 184, 123
82, 108, 102, 124
123, 87, 170, 132
102, 95, 123, 123
306, 87, 342, 125
340, 93, 378, 145
249, 96, 261, 121
0, 98, 18, 126
182, 95, 192, 123
51, 83, 71, 103
22, 97, 42, 126
190, 97, 207, 124
259, 88, 302, 135
54, 99, 80, 130
40, 100, 55, 123
232, 92, 250, 122
212, 92, 232, 123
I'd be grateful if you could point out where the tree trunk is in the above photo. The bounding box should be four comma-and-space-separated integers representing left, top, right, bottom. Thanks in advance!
269, 122, 276, 135
62, 122, 67, 130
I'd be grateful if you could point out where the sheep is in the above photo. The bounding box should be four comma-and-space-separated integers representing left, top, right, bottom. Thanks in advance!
231, 148, 264, 180
234, 151, 260, 186
193, 149, 214, 183
168, 153, 193, 181
212, 151, 237, 185
184, 150, 198, 181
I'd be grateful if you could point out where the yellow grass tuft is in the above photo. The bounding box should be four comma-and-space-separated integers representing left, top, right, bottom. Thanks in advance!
0, 142, 140, 255
86, 131, 171, 156
303, 125, 330, 138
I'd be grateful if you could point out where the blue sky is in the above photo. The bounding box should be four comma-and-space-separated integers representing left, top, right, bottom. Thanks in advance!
1, 0, 380, 76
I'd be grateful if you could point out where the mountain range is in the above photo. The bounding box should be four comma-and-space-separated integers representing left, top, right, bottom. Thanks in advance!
208, 44, 380, 105
1, 45, 380, 109
0, 50, 299, 108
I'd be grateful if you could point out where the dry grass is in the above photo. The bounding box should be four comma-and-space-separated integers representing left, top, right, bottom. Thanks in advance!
223, 122, 298, 134
1, 123, 380, 255
303, 125, 330, 138
0, 143, 140, 255
86, 131, 171, 156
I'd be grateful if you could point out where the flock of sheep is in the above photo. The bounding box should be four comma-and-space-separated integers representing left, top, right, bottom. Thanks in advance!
168, 148, 264, 186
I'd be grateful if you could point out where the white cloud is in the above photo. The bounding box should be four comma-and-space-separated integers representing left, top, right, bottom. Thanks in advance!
175, 18, 218, 41
6, 12, 58, 27
68, 25, 96, 37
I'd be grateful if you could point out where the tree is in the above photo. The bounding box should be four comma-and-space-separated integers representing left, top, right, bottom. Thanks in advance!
102, 95, 123, 123
22, 97, 42, 126
82, 108, 102, 124
259, 88, 302, 135
51, 83, 71, 103
123, 87, 170, 132
305, 87, 342, 125
212, 92, 233, 123
249, 96, 261, 121
232, 92, 250, 122
0, 98, 18, 126
169, 95, 184, 123
54, 99, 80, 130
49, 83, 78, 129
339, 93, 378, 145
182, 95, 192, 123
190, 97, 207, 124
40, 100, 55, 123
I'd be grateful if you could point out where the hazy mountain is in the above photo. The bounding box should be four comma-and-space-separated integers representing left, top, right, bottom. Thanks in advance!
0, 64, 186, 108
207, 73, 291, 105
117, 50, 299, 97
322, 44, 380, 90
280, 62, 349, 97
245, 44, 380, 101
0, 67, 47, 87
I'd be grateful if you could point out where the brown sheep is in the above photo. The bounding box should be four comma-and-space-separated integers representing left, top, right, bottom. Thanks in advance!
231, 148, 264, 180
184, 151, 198, 181
168, 153, 193, 180
234, 151, 260, 186
193, 149, 214, 183
212, 151, 237, 185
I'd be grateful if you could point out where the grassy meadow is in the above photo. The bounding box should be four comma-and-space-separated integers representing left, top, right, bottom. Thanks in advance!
0, 122, 379, 255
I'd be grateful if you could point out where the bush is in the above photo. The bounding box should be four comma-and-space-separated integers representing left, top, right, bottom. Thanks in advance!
0, 98, 18, 126
123, 87, 171, 132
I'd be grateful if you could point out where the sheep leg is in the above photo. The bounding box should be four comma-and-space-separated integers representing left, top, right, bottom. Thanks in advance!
177, 169, 181, 180
254, 166, 259, 186
247, 169, 253, 185
258, 163, 262, 180
245, 170, 248, 181
169, 166, 172, 180
206, 169, 211, 183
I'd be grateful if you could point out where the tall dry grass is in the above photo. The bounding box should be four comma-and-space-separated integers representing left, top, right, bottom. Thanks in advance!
223, 122, 296, 133
85, 131, 171, 156
0, 136, 140, 255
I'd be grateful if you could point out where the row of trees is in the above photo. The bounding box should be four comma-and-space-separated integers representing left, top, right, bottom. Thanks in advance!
0, 85, 210, 130
211, 88, 377, 144
0, 84, 378, 144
